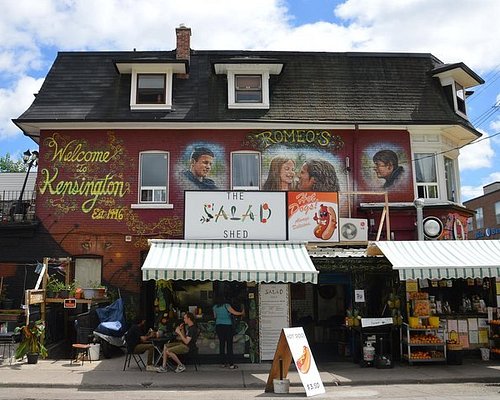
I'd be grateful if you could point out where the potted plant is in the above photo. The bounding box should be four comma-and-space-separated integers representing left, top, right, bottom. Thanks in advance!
83, 281, 107, 300
14, 319, 48, 364
45, 277, 61, 298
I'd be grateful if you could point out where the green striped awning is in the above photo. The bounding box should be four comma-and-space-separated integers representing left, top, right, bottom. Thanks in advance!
142, 240, 318, 284
374, 240, 500, 280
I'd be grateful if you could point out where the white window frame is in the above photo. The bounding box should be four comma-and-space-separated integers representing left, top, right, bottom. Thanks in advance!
130, 66, 173, 111
74, 257, 102, 289
444, 155, 458, 202
437, 76, 468, 119
132, 151, 173, 210
214, 63, 283, 110
227, 70, 269, 109
475, 207, 484, 229
495, 201, 500, 225
411, 133, 461, 203
231, 151, 261, 190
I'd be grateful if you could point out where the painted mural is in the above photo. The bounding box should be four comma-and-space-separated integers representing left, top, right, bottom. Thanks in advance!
38, 132, 183, 243
260, 145, 344, 192
175, 142, 226, 191
359, 142, 411, 192
40, 132, 130, 217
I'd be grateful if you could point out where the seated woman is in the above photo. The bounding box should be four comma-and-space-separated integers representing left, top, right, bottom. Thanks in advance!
157, 312, 198, 373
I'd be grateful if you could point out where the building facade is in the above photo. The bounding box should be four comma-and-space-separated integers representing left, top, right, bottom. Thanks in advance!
9, 26, 488, 361
464, 182, 500, 240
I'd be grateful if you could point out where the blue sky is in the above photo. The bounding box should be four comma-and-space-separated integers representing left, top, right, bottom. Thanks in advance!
0, 0, 499, 201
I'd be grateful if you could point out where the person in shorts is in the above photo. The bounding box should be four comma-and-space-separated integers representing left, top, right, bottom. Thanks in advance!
157, 312, 198, 373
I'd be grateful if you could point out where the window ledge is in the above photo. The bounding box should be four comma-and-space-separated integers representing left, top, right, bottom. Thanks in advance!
228, 102, 270, 110
131, 203, 174, 209
131, 104, 172, 111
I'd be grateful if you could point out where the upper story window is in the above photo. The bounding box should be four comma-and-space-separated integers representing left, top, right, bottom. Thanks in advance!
432, 62, 484, 119
214, 61, 283, 110
495, 201, 500, 224
140, 152, 169, 203
137, 74, 166, 104
444, 156, 457, 202
231, 151, 260, 190
455, 82, 466, 114
475, 207, 484, 229
411, 133, 461, 203
414, 152, 438, 199
235, 75, 262, 103
114, 60, 187, 111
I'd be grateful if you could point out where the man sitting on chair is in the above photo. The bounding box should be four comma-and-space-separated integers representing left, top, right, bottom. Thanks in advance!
157, 312, 198, 373
125, 317, 156, 371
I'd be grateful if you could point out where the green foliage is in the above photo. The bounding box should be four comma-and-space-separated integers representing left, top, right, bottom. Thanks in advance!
14, 320, 48, 359
46, 277, 66, 293
0, 153, 28, 172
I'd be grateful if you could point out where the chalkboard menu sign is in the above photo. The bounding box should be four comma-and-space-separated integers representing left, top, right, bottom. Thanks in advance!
259, 283, 289, 361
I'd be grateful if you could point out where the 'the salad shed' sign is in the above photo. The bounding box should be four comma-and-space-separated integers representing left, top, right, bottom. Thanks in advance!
184, 191, 287, 240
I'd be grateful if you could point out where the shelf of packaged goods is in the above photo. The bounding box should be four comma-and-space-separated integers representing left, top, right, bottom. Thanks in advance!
404, 342, 446, 347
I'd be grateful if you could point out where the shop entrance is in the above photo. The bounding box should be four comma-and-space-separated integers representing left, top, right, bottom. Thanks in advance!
291, 273, 351, 361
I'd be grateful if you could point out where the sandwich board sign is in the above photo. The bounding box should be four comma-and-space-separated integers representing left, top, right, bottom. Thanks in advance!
265, 327, 325, 397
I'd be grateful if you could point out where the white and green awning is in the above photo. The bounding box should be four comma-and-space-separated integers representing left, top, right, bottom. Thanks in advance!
142, 240, 318, 284
374, 240, 500, 280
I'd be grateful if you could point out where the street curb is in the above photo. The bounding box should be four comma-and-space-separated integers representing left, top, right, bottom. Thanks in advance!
1, 376, 499, 390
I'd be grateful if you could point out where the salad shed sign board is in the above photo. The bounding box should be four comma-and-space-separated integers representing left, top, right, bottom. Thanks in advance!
265, 327, 325, 396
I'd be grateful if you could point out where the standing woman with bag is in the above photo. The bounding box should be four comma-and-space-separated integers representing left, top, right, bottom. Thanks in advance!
213, 296, 244, 369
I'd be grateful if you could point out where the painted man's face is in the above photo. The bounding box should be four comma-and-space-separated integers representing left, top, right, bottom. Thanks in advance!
298, 163, 315, 191
191, 154, 214, 179
373, 161, 394, 179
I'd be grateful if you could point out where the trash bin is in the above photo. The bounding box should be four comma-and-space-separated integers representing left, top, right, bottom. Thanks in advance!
480, 347, 490, 361
89, 343, 100, 361
447, 343, 463, 365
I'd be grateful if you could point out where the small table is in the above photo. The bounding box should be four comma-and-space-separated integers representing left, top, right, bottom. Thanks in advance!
151, 337, 171, 367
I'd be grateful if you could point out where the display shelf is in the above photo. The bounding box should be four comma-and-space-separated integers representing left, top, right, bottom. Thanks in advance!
488, 319, 500, 358
401, 323, 447, 365
402, 355, 446, 362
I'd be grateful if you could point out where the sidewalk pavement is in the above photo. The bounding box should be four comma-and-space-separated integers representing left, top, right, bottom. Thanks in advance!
1, 355, 499, 390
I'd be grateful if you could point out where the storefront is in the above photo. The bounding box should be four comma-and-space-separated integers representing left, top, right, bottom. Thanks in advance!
372, 240, 500, 361
141, 239, 318, 363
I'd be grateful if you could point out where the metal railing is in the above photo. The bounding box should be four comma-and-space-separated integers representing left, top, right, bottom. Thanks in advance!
0, 189, 37, 223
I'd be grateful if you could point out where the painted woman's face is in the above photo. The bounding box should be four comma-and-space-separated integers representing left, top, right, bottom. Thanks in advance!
280, 160, 295, 185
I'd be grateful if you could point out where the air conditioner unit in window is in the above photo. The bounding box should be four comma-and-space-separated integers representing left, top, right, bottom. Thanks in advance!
339, 218, 368, 242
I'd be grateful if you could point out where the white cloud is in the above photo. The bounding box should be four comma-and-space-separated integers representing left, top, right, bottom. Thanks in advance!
458, 130, 495, 170
0, 75, 44, 140
333, 0, 500, 71
462, 171, 500, 201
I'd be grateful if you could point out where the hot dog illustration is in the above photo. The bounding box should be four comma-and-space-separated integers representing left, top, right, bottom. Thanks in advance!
313, 204, 337, 240
296, 345, 311, 374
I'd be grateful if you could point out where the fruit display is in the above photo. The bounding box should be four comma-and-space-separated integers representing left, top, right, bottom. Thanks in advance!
410, 334, 443, 344
488, 320, 500, 325
412, 300, 430, 317
408, 292, 429, 300
409, 351, 431, 359
402, 322, 447, 364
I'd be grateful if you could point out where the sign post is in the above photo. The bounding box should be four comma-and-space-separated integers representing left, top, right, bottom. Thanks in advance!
265, 327, 325, 396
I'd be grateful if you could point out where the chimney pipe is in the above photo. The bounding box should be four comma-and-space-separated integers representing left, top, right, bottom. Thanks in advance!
176, 24, 191, 78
